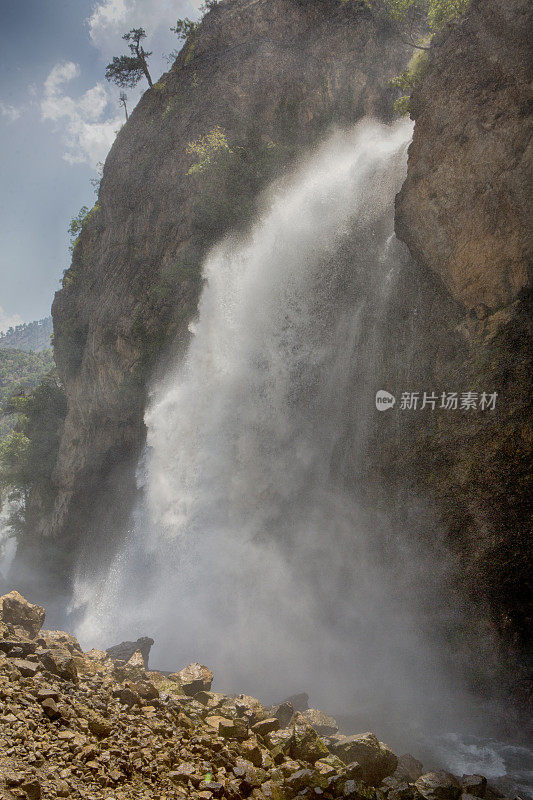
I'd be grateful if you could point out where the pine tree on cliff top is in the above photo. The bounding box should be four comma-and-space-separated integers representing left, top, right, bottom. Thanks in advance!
105, 28, 153, 89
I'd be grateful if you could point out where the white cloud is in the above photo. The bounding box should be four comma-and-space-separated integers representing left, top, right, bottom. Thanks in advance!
87, 0, 201, 59
41, 61, 122, 167
0, 102, 22, 122
0, 306, 23, 334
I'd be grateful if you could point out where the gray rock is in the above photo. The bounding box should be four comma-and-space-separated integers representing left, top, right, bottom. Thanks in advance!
105, 636, 154, 667
415, 771, 462, 800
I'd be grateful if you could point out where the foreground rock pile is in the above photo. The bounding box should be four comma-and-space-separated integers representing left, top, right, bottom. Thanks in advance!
0, 592, 508, 800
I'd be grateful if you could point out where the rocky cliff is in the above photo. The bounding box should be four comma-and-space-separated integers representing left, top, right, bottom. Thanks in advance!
389, 0, 532, 667
34, 0, 411, 588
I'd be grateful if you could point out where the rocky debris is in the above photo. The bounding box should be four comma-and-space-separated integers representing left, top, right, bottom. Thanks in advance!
0, 591, 510, 800
171, 661, 214, 695
105, 636, 154, 667
0, 590, 45, 638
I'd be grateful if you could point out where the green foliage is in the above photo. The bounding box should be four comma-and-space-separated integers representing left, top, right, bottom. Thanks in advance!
383, 0, 469, 30
0, 373, 66, 525
66, 203, 100, 266
105, 28, 153, 89
390, 49, 429, 114
0, 349, 54, 439
171, 18, 199, 43
186, 126, 232, 174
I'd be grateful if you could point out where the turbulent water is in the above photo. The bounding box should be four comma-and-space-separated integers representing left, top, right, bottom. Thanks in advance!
71, 119, 529, 786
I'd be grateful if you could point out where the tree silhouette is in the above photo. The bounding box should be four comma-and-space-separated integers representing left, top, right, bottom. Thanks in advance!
119, 91, 129, 121
105, 28, 153, 89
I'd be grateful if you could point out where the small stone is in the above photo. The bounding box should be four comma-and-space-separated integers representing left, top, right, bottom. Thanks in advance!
171, 662, 214, 695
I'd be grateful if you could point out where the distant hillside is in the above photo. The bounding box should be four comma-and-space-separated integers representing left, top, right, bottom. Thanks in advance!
0, 318, 53, 352
0, 348, 54, 439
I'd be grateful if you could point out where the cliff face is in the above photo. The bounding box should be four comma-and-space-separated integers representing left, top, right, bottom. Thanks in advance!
40, 0, 411, 582
389, 0, 532, 667
395, 0, 532, 311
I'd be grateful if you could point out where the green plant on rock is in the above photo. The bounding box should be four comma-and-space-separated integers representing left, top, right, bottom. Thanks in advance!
186, 125, 232, 175
389, 49, 429, 114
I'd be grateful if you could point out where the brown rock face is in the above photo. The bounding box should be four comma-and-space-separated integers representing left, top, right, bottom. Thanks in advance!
0, 591, 45, 638
395, 0, 532, 311
27, 0, 412, 590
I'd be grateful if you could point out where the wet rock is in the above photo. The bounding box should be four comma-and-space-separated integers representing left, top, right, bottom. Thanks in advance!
330, 731, 398, 785
303, 708, 339, 736
0, 591, 45, 638
113, 686, 141, 707
87, 713, 112, 738
462, 775, 487, 798
415, 771, 462, 800
172, 662, 214, 695
105, 636, 154, 667
39, 630, 82, 654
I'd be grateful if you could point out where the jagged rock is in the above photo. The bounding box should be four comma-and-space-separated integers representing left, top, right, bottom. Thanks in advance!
462, 775, 488, 798
41, 697, 60, 719
281, 691, 309, 711
270, 700, 294, 727
219, 716, 249, 741
11, 658, 39, 677
251, 717, 280, 737
39, 630, 82, 654
38, 650, 78, 683
171, 662, 214, 695
235, 693, 268, 722
303, 707, 339, 735
105, 636, 154, 666
330, 731, 398, 785
415, 771, 462, 800
0, 591, 45, 638
395, 754, 424, 782
289, 712, 330, 763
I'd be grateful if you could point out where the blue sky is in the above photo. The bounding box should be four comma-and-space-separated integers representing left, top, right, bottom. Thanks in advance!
0, 0, 200, 332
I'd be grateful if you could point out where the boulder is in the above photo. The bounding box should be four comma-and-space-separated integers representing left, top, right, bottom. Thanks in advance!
38, 650, 78, 683
302, 707, 339, 735
171, 662, 214, 695
395, 753, 424, 782
289, 712, 330, 763
281, 692, 309, 711
105, 636, 154, 667
270, 701, 294, 728
462, 775, 487, 798
219, 716, 249, 741
40, 630, 82, 654
251, 717, 280, 737
330, 731, 398, 785
0, 590, 45, 638
415, 771, 462, 800
11, 658, 39, 677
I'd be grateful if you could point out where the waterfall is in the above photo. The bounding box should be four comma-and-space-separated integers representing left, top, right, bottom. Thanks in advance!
72, 119, 501, 754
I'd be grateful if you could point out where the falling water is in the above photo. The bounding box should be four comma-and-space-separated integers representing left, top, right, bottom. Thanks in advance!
71, 119, 528, 781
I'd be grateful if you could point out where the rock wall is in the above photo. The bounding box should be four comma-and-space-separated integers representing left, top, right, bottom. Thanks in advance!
395, 0, 532, 311
389, 0, 532, 676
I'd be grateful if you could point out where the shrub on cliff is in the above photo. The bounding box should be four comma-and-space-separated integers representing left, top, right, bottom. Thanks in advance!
0, 373, 66, 529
